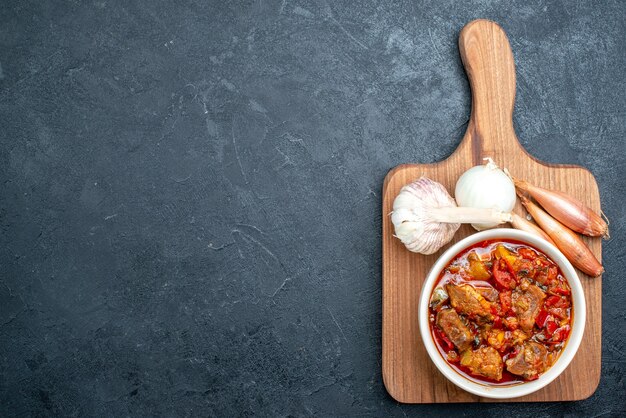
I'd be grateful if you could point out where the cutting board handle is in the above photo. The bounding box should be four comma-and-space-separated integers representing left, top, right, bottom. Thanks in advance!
459, 19, 519, 159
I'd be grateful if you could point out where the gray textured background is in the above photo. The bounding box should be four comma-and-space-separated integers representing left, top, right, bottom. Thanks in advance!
1, 0, 625, 416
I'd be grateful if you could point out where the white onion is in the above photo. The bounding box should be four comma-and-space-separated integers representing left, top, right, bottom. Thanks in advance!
454, 158, 516, 231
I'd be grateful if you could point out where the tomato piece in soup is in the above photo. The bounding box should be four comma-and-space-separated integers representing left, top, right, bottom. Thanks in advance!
493, 259, 516, 290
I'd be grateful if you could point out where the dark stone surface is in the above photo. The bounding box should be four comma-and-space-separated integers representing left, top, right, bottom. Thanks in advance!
1, 0, 624, 416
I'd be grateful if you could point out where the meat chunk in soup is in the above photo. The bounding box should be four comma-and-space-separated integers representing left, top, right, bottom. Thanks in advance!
474, 285, 499, 302
436, 308, 473, 351
511, 284, 546, 331
460, 346, 503, 381
446, 284, 493, 321
505, 341, 548, 380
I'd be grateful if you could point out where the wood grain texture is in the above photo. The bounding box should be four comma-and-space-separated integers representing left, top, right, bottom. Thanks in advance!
381, 19, 602, 403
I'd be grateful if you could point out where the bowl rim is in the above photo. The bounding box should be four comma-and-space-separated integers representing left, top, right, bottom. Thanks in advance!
418, 228, 586, 399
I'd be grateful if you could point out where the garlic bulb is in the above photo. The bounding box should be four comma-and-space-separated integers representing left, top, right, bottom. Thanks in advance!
391, 177, 512, 255
454, 158, 516, 231
392, 177, 461, 254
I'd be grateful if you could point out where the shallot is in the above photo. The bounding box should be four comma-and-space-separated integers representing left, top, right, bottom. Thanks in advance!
509, 213, 556, 247
519, 195, 604, 277
514, 179, 609, 238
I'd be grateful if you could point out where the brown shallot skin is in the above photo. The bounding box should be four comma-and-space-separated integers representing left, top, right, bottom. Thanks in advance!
515, 179, 609, 238
520, 196, 604, 277
510, 213, 556, 247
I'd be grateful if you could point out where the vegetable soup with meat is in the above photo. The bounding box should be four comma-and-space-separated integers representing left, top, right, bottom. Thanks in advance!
428, 239, 573, 385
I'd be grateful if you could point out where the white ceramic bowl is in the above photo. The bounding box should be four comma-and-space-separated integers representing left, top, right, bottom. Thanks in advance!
418, 228, 586, 399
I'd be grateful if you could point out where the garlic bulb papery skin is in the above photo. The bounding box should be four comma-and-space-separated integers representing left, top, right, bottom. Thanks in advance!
454, 158, 516, 231
391, 177, 460, 255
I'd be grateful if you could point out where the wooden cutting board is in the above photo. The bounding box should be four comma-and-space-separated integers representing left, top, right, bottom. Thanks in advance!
381, 19, 602, 403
